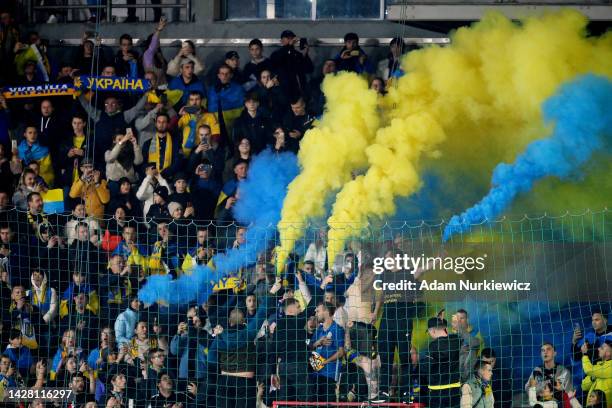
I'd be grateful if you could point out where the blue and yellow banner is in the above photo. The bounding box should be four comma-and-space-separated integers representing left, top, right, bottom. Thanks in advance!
1, 83, 75, 99
74, 76, 150, 93
2, 76, 151, 99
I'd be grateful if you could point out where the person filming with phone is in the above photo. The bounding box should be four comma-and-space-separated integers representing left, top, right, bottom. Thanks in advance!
334, 32, 371, 74
178, 91, 221, 157
105, 128, 144, 194
69, 158, 111, 221
187, 124, 226, 185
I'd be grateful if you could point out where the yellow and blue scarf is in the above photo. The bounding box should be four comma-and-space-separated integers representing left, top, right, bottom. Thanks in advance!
148, 133, 173, 172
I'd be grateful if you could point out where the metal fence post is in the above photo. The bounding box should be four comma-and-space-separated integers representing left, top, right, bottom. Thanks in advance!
107, 0, 113, 22
27, 0, 34, 24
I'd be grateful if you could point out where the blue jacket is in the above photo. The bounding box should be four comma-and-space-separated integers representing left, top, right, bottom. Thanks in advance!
114, 307, 139, 345
170, 328, 210, 379
3, 345, 33, 374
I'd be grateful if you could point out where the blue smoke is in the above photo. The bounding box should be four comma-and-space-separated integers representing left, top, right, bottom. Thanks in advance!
443, 74, 612, 241
138, 150, 299, 305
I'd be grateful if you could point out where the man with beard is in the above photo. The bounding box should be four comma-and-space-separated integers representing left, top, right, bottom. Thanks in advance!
307, 301, 345, 404
142, 112, 183, 181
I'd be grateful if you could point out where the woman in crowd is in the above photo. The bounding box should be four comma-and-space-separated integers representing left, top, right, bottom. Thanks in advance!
12, 168, 46, 210
166, 40, 205, 77
223, 138, 252, 183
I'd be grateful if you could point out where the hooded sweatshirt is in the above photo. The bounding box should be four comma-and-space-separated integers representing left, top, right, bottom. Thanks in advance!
28, 272, 57, 323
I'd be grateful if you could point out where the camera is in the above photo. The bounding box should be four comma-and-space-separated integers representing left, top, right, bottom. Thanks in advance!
299, 38, 308, 50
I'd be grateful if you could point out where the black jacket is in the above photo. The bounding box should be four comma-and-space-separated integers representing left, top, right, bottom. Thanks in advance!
420, 333, 462, 387
113, 49, 141, 77
146, 203, 170, 223
108, 192, 141, 218
244, 58, 272, 84
56, 136, 90, 188
187, 144, 227, 184
60, 308, 99, 351
269, 45, 314, 99
271, 313, 310, 365
232, 109, 272, 154
282, 111, 315, 153
253, 83, 289, 123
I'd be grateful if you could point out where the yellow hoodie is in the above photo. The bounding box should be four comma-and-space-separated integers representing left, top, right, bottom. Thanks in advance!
582, 355, 612, 408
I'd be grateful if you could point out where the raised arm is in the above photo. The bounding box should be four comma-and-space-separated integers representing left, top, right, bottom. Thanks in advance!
143, 20, 165, 70
582, 355, 612, 378
79, 93, 101, 122
124, 94, 148, 124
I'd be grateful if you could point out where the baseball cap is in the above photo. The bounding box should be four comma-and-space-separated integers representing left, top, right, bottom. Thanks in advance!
153, 186, 169, 202
225, 51, 239, 60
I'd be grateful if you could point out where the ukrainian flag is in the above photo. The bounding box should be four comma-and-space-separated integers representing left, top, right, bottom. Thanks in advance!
18, 141, 55, 186
207, 83, 244, 138
147, 89, 183, 106
41, 189, 64, 214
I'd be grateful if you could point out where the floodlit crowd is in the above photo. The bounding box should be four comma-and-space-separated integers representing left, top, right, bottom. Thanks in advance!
0, 7, 611, 408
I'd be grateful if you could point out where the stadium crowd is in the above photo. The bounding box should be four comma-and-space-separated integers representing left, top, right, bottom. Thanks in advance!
0, 8, 611, 408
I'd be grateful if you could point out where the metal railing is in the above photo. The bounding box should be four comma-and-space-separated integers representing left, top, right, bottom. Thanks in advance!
46, 36, 449, 48
27, 0, 192, 24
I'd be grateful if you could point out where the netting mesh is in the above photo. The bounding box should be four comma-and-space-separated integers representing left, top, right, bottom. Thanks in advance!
0, 208, 610, 407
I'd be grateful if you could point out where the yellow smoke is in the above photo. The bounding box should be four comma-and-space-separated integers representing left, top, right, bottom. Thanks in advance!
276, 72, 380, 272
326, 9, 612, 262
